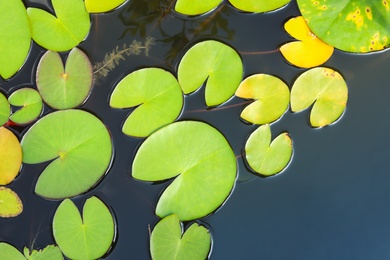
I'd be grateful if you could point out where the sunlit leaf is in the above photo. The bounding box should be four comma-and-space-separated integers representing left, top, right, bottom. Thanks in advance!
23, 245, 63, 260
229, 0, 290, 12
8, 88, 42, 125
52, 197, 115, 260
85, 0, 127, 13
21, 110, 112, 199
0, 187, 23, 218
133, 121, 236, 221
175, 0, 222, 15
0, 0, 31, 79
235, 74, 290, 124
178, 40, 243, 107
297, 0, 390, 52
291, 67, 348, 127
0, 243, 25, 259
0, 127, 22, 185
0, 92, 10, 126
245, 124, 292, 176
110, 68, 183, 137
36, 48, 93, 110
280, 16, 334, 68
27, 0, 90, 51
150, 214, 211, 260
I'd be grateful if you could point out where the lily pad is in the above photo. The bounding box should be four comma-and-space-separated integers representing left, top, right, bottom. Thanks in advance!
36, 48, 93, 110
175, 0, 222, 15
280, 16, 334, 68
23, 245, 63, 260
21, 109, 112, 199
178, 40, 243, 107
291, 67, 348, 127
0, 127, 22, 185
0, 0, 31, 79
0, 243, 25, 260
52, 196, 115, 260
133, 121, 237, 221
27, 0, 90, 52
229, 0, 290, 13
297, 0, 390, 52
245, 124, 292, 176
85, 0, 127, 13
0, 92, 10, 126
8, 88, 42, 125
110, 68, 183, 137
150, 214, 211, 260
235, 74, 290, 125
0, 187, 23, 218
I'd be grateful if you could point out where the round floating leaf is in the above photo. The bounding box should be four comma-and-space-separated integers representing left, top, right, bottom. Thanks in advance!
280, 16, 334, 68
21, 110, 112, 199
0, 187, 23, 218
235, 74, 290, 125
291, 67, 348, 127
24, 245, 63, 260
8, 88, 42, 125
150, 215, 211, 260
229, 0, 290, 12
0, 92, 10, 126
245, 125, 292, 176
85, 0, 127, 13
110, 68, 183, 137
0, 243, 25, 260
53, 197, 115, 260
0, 0, 31, 79
133, 121, 237, 221
0, 127, 22, 185
178, 40, 243, 107
27, 0, 90, 51
175, 0, 222, 15
36, 48, 93, 110
297, 0, 390, 52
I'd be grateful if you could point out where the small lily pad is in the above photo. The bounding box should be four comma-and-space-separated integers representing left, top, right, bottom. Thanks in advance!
229, 0, 290, 13
0, 127, 22, 185
178, 40, 243, 107
235, 74, 290, 124
291, 67, 348, 127
23, 245, 63, 260
133, 121, 237, 221
245, 124, 292, 176
0, 243, 25, 260
0, 92, 10, 126
52, 196, 115, 260
175, 0, 222, 15
110, 68, 183, 137
8, 88, 43, 125
0, 187, 23, 218
150, 214, 211, 260
85, 0, 127, 13
27, 0, 90, 51
21, 110, 112, 199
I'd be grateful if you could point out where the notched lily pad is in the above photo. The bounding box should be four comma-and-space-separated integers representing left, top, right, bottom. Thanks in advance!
85, 0, 127, 13
0, 92, 10, 126
0, 187, 23, 218
229, 0, 290, 13
8, 88, 43, 125
0, 127, 22, 185
175, 0, 222, 15
23, 245, 64, 260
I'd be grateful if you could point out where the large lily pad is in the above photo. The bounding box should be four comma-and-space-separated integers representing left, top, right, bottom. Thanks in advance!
235, 74, 290, 125
178, 40, 243, 107
36, 48, 93, 110
21, 110, 112, 199
0, 187, 23, 218
297, 0, 390, 52
85, 0, 127, 13
110, 68, 183, 137
24, 245, 63, 260
0, 0, 31, 79
291, 67, 348, 127
8, 88, 42, 125
175, 0, 222, 15
133, 121, 237, 221
150, 214, 211, 260
0, 92, 10, 126
53, 197, 115, 260
0, 243, 25, 260
229, 0, 290, 12
27, 0, 90, 51
0, 127, 22, 185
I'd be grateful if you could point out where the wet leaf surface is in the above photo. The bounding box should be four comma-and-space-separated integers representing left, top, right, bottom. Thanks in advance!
8, 88, 42, 125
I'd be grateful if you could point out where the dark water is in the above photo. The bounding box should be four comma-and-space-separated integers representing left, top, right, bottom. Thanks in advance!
2, 0, 390, 259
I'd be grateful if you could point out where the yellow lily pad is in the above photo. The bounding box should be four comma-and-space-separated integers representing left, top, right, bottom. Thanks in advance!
0, 127, 22, 185
85, 0, 127, 13
0, 187, 23, 218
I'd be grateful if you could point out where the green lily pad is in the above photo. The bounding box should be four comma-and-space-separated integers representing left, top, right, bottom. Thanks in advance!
291, 67, 348, 127
85, 0, 127, 13
0, 92, 10, 126
21, 110, 112, 199
175, 0, 222, 15
178, 40, 243, 107
8, 88, 42, 125
0, 127, 22, 185
0, 0, 31, 79
52, 196, 115, 260
245, 124, 292, 176
235, 74, 290, 125
27, 0, 90, 52
297, 0, 390, 52
150, 214, 211, 260
133, 121, 237, 221
229, 0, 290, 12
36, 48, 93, 110
23, 245, 63, 260
0, 187, 23, 218
110, 68, 183, 138
0, 243, 25, 260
